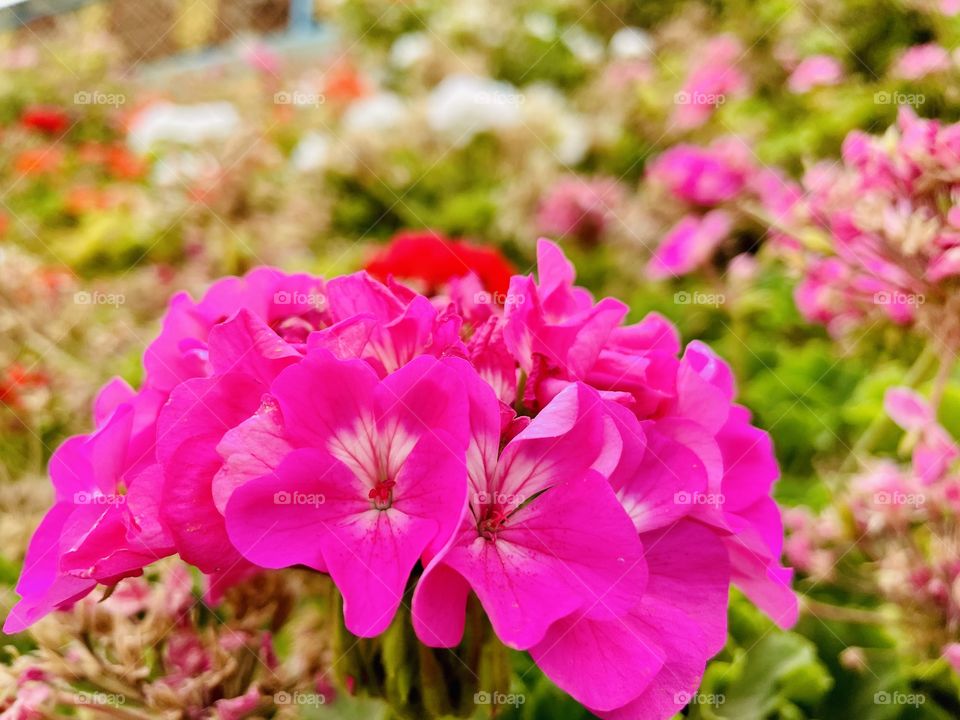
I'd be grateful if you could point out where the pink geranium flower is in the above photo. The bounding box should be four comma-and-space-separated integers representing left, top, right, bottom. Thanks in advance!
647, 210, 733, 279
672, 35, 749, 129
413, 378, 646, 651
224, 349, 471, 636
646, 140, 750, 206
4, 381, 174, 634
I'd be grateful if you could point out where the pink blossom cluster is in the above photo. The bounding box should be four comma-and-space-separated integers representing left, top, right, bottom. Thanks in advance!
671, 35, 750, 130
537, 175, 626, 245
786, 386, 960, 662
645, 137, 802, 278
5, 240, 795, 719
794, 109, 960, 338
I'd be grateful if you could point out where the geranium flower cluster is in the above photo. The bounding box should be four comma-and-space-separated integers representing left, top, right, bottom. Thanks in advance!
645, 137, 801, 279
5, 238, 795, 719
794, 109, 960, 341
786, 386, 960, 663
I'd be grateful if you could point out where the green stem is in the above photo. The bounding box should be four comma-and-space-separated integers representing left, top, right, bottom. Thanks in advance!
839, 343, 938, 473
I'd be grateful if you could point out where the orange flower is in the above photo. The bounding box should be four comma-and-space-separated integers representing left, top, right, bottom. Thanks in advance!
14, 146, 64, 176
323, 63, 370, 103
65, 185, 121, 214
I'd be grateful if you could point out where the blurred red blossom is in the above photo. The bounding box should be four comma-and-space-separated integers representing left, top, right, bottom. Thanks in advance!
365, 230, 516, 295
20, 105, 70, 135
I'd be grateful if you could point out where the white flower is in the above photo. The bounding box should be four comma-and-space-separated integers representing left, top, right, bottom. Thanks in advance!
151, 151, 219, 187
128, 102, 240, 153
390, 32, 431, 68
291, 132, 331, 173
342, 92, 408, 133
426, 74, 523, 142
562, 26, 604, 64
524, 12, 557, 41
610, 27, 653, 60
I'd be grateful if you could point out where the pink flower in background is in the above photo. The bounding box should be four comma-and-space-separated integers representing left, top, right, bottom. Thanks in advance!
789, 109, 960, 338
945, 643, 960, 673
243, 42, 281, 76
884, 387, 959, 484
893, 43, 951, 80
647, 140, 750, 206
672, 35, 749, 129
788, 55, 843, 93
647, 210, 733, 279
537, 176, 626, 243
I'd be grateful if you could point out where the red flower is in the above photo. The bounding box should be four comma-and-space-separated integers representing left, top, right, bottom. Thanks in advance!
365, 230, 516, 296
0, 364, 47, 409
20, 105, 70, 135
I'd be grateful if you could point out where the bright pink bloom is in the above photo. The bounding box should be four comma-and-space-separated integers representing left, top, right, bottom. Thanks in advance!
787, 55, 843, 93
4, 381, 174, 634
413, 379, 646, 651
504, 239, 796, 629
155, 309, 299, 579
144, 267, 326, 393
647, 210, 733, 279
530, 521, 730, 718
224, 349, 471, 636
